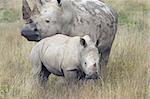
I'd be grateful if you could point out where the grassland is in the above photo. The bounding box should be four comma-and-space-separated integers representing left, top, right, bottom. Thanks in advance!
0, 0, 150, 99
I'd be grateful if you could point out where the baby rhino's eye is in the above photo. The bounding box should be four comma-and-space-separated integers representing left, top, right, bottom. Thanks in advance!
85, 62, 87, 65
45, 19, 50, 23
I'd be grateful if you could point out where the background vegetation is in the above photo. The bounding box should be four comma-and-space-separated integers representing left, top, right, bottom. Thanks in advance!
0, 0, 150, 99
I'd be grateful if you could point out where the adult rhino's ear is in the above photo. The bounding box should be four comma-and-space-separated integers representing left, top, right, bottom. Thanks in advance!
80, 38, 87, 48
22, 0, 31, 20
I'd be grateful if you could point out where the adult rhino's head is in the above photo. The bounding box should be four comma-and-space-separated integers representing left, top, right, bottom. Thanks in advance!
21, 0, 73, 41
80, 35, 100, 79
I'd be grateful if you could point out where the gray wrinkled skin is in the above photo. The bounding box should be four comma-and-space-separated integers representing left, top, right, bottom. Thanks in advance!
30, 34, 100, 85
22, 0, 118, 79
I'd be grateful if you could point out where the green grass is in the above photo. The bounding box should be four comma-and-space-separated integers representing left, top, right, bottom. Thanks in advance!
0, 9, 20, 23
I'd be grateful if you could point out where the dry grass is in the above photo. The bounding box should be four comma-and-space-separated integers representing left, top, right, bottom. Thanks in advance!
0, 0, 150, 99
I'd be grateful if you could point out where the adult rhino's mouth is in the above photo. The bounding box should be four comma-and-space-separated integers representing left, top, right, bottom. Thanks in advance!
21, 20, 43, 41
21, 30, 41, 41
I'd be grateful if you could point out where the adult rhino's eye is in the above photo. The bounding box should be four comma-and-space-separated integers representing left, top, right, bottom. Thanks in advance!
85, 62, 87, 65
29, 19, 33, 23
26, 19, 33, 24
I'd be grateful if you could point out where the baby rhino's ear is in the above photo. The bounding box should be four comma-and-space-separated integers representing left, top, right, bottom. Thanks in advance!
80, 38, 87, 48
82, 35, 91, 42
57, 0, 62, 6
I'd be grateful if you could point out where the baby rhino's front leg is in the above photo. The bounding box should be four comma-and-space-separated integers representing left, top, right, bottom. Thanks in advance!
63, 69, 79, 85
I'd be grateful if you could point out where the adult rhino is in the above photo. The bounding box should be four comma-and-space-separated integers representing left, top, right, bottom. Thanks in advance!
30, 34, 100, 85
21, 0, 118, 79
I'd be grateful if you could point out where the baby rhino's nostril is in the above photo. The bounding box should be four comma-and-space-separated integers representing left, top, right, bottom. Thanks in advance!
92, 63, 97, 72
93, 63, 96, 67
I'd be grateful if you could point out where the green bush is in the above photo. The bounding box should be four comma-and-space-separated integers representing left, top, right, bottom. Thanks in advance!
117, 3, 149, 31
0, 9, 20, 23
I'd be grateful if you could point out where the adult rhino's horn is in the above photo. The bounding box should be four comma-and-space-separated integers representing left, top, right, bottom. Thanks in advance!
22, 0, 31, 20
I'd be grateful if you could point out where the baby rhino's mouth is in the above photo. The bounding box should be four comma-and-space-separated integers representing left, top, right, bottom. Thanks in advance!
85, 73, 99, 79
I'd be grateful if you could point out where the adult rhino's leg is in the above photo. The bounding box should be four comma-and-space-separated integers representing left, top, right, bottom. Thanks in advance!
38, 63, 51, 86
98, 46, 111, 80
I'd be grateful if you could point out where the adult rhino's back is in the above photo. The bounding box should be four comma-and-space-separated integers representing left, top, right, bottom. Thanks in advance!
69, 0, 118, 52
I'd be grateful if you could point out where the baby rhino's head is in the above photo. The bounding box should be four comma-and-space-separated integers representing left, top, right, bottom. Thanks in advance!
79, 35, 100, 79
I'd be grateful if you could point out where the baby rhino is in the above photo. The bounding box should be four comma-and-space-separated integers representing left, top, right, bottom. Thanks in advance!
30, 34, 100, 85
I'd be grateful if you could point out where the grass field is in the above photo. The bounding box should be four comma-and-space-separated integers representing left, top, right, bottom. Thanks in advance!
0, 0, 150, 99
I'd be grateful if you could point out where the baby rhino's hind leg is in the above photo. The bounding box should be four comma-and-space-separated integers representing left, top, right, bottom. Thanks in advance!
38, 63, 51, 86
30, 47, 51, 87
